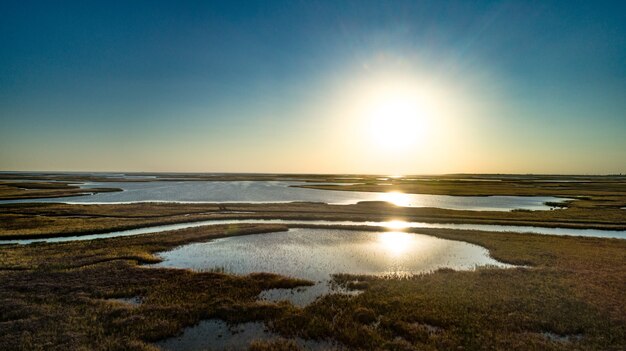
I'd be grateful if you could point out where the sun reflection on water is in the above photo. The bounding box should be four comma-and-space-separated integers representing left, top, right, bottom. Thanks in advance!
378, 191, 414, 207
384, 220, 411, 230
377, 231, 416, 256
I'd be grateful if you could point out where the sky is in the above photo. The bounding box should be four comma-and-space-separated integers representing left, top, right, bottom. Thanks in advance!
1, 0, 625, 174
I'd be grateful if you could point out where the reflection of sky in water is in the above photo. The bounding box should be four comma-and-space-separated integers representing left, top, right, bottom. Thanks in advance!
153, 228, 512, 305
0, 180, 569, 212
156, 320, 273, 351
154, 228, 510, 280
156, 319, 334, 351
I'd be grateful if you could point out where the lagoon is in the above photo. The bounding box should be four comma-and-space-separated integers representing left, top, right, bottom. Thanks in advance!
0, 180, 568, 211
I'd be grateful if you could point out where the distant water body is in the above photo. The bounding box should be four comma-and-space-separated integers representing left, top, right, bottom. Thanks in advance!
0, 180, 568, 212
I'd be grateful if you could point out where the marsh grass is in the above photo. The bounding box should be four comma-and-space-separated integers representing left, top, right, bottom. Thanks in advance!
298, 176, 626, 198
0, 180, 121, 200
0, 224, 312, 350
0, 223, 625, 350
0, 174, 625, 349
265, 228, 626, 350
2, 175, 626, 239
2, 198, 625, 240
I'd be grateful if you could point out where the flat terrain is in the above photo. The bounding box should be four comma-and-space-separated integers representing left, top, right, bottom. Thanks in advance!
0, 173, 625, 350
0, 224, 624, 350
298, 175, 626, 197
2, 200, 625, 240
0, 180, 121, 200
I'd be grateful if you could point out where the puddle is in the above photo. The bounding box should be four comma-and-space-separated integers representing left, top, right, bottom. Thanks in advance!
258, 284, 360, 307
109, 296, 143, 306
155, 319, 337, 351
152, 228, 512, 305
542, 332, 583, 343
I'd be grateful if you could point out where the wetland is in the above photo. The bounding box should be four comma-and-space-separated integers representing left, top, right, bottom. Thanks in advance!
0, 173, 625, 350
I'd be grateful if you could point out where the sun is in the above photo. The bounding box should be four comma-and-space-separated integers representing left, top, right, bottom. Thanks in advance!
335, 71, 446, 163
366, 87, 430, 151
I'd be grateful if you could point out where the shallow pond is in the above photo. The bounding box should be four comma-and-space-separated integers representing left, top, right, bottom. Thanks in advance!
0, 180, 568, 211
152, 228, 512, 305
155, 319, 335, 351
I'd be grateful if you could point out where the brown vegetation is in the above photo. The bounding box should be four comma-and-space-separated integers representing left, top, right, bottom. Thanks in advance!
0, 174, 625, 349
0, 224, 311, 350
0, 180, 120, 200
1, 199, 625, 240
268, 227, 626, 350
0, 224, 624, 350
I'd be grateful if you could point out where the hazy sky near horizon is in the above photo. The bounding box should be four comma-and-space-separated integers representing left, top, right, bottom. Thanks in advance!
1, 0, 625, 174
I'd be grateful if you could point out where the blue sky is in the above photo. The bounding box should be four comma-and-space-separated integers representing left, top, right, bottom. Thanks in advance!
1, 0, 625, 174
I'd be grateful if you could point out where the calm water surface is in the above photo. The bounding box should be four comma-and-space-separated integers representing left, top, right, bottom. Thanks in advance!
152, 228, 512, 305
3, 218, 624, 245
0, 180, 568, 211
156, 319, 335, 351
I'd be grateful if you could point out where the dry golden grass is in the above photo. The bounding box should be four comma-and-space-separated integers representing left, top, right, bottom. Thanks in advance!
0, 224, 311, 351
0, 174, 625, 349
2, 199, 624, 240
268, 227, 626, 350
0, 223, 625, 350
0, 180, 120, 200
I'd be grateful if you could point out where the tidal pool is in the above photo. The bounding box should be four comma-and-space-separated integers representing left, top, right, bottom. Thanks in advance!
152, 228, 512, 305
0, 180, 568, 211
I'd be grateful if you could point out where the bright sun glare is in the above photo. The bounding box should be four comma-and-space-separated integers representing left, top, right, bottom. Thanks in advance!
338, 70, 451, 170
378, 231, 415, 256
384, 219, 411, 230
377, 191, 413, 207
367, 88, 430, 151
